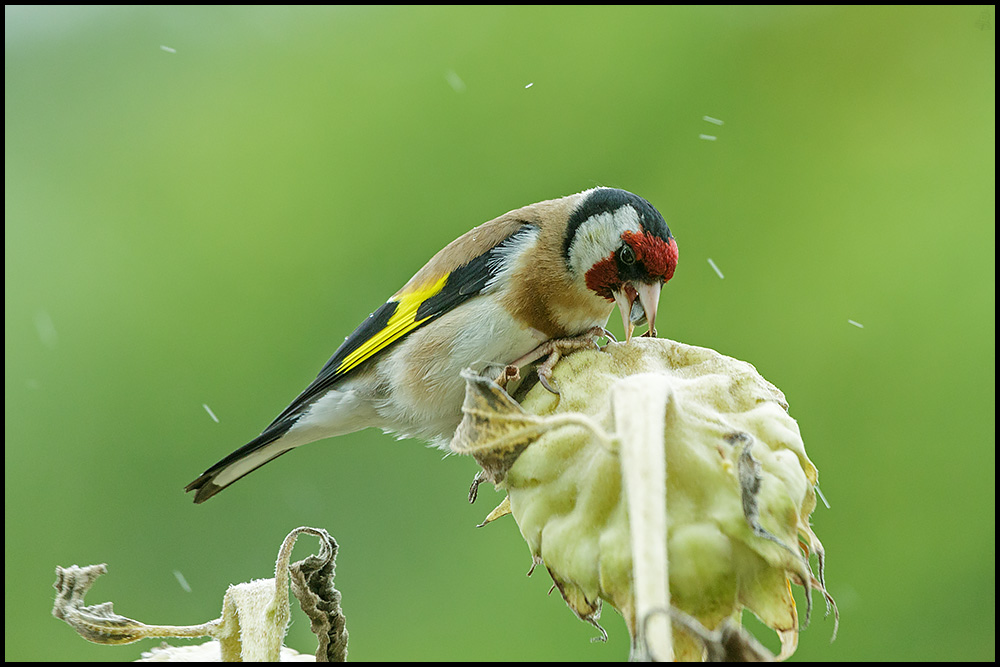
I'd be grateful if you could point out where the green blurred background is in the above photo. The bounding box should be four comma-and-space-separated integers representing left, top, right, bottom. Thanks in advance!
5, 6, 994, 661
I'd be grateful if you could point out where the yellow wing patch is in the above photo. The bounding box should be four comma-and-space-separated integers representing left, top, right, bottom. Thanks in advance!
334, 273, 449, 376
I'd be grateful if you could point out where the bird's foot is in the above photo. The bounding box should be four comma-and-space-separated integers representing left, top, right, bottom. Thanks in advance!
500, 327, 616, 394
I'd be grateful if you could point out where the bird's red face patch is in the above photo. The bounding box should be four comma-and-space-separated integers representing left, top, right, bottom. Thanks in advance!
585, 255, 620, 301
584, 231, 679, 302
622, 230, 678, 282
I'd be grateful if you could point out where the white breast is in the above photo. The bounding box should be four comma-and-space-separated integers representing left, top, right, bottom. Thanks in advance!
373, 294, 547, 445
373, 226, 553, 444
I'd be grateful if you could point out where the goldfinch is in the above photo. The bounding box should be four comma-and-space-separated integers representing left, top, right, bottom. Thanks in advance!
186, 187, 678, 503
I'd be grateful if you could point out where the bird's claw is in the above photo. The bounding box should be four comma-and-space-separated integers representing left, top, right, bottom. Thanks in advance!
537, 363, 560, 394
501, 326, 614, 395
595, 326, 617, 350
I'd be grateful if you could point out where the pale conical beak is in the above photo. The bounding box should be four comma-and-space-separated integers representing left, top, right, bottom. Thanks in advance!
613, 281, 662, 342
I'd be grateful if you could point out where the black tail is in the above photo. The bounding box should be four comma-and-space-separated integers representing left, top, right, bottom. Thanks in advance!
185, 420, 296, 503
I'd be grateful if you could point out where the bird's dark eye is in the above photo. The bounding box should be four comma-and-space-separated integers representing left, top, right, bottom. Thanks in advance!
619, 245, 636, 265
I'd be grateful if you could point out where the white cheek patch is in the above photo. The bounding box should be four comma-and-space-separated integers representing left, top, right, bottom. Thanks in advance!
568, 205, 642, 277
